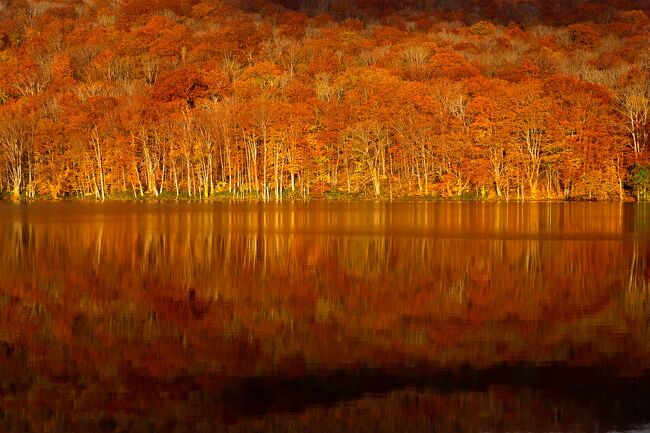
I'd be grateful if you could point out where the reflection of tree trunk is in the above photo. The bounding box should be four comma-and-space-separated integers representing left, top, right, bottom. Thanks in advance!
628, 244, 638, 291
94, 226, 103, 271
524, 240, 541, 275
625, 242, 649, 318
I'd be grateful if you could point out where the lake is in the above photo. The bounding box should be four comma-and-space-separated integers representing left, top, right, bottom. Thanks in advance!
0, 201, 649, 433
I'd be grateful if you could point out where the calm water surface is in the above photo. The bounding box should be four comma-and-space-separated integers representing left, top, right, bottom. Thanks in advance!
0, 202, 649, 433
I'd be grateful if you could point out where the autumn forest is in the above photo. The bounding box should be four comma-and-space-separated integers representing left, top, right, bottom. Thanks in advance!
0, 0, 649, 201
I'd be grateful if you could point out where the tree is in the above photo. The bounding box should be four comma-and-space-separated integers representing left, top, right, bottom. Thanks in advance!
0, 105, 33, 199
344, 119, 390, 197
630, 164, 650, 200
0, 0, 648, 201
508, 81, 558, 199
617, 80, 649, 158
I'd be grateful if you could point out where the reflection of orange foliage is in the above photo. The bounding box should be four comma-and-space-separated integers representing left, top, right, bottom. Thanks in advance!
0, 202, 648, 430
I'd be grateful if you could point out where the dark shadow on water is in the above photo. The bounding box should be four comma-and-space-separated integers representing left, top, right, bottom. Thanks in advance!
217, 362, 650, 427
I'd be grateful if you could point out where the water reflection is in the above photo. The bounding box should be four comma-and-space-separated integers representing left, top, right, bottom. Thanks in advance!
0, 202, 648, 432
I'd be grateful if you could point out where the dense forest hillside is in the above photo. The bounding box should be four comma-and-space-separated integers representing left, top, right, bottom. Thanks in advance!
0, 0, 649, 200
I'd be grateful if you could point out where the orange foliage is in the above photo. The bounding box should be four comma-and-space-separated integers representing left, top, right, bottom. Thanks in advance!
0, 0, 648, 200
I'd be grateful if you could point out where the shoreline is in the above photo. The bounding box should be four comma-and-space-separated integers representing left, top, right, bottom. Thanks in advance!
0, 195, 644, 204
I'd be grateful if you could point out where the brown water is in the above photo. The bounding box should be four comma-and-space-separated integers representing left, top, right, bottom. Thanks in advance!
0, 201, 649, 433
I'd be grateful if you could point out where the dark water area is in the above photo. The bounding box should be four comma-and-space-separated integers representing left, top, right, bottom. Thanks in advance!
0, 201, 649, 433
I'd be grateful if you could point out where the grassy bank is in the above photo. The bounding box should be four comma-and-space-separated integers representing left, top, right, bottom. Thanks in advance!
1, 191, 645, 203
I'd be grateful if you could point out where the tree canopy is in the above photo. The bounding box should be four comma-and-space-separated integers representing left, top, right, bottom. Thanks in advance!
0, 0, 649, 200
